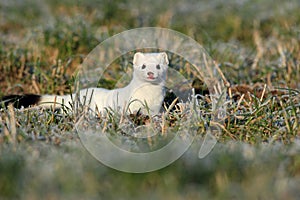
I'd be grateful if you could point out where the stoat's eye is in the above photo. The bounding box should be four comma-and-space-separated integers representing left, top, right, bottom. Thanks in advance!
156, 64, 161, 70
141, 64, 146, 69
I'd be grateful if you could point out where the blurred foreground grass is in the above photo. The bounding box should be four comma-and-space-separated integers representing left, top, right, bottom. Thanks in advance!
0, 0, 300, 199
1, 140, 300, 199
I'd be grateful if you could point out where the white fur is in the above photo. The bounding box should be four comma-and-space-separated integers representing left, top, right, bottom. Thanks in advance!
39, 52, 169, 115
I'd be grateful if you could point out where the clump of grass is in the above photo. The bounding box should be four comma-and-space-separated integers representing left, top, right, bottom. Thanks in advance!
0, 106, 75, 145
224, 85, 300, 143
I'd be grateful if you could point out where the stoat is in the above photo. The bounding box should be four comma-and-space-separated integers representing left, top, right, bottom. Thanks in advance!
1, 52, 169, 115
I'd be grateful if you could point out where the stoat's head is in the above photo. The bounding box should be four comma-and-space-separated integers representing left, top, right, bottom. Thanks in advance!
132, 52, 169, 85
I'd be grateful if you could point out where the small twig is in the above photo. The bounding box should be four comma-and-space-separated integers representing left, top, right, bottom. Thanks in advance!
260, 84, 267, 102
214, 61, 230, 88
228, 87, 232, 100
234, 94, 245, 113
165, 97, 178, 115
202, 53, 213, 78
251, 21, 264, 70
210, 121, 235, 139
8, 104, 17, 146
32, 74, 41, 94
279, 100, 291, 133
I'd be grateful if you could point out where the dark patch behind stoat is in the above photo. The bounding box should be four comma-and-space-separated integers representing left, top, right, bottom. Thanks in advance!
0, 94, 41, 109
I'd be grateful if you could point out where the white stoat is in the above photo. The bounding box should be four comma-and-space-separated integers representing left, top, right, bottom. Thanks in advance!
20, 52, 168, 115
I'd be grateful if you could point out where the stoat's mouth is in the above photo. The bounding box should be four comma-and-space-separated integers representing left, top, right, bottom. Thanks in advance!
147, 76, 155, 80
145, 76, 161, 84
147, 77, 159, 82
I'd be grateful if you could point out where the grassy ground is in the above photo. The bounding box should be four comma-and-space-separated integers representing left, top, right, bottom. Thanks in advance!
0, 0, 300, 199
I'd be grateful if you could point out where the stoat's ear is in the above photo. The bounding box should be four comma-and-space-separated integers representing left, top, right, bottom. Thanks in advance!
133, 52, 144, 66
159, 52, 169, 65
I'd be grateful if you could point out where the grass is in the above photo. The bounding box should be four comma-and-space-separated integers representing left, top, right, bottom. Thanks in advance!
0, 0, 300, 199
